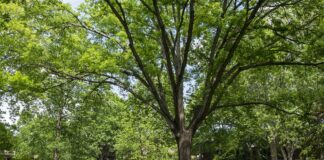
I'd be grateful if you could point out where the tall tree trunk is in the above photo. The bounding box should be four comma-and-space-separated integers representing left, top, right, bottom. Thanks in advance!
176, 130, 193, 160
270, 138, 278, 160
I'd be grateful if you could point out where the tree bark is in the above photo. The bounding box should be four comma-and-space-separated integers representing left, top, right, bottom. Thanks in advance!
176, 130, 193, 160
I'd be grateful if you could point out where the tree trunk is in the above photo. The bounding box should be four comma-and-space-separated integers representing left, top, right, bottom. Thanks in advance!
176, 130, 193, 160
281, 147, 287, 160
281, 146, 295, 160
285, 145, 295, 160
270, 138, 278, 160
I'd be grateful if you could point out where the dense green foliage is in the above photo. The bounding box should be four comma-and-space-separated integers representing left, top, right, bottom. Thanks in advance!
0, 0, 323, 159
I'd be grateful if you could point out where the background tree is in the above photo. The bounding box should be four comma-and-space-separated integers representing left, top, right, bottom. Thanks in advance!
191, 64, 323, 160
0, 122, 14, 159
114, 99, 177, 159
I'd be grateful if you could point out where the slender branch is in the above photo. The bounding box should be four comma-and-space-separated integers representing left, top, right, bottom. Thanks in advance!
121, 69, 149, 88
273, 31, 306, 44
171, 0, 189, 74
64, 8, 125, 49
215, 102, 301, 116
152, 0, 177, 92
139, 0, 155, 13
256, 0, 303, 21
239, 61, 324, 71
115, 0, 127, 21
104, 80, 175, 128
233, 0, 244, 10
209, 0, 231, 62
177, 0, 194, 85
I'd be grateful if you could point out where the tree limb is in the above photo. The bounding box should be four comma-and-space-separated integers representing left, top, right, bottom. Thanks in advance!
215, 102, 301, 116
177, 0, 194, 86
152, 0, 177, 94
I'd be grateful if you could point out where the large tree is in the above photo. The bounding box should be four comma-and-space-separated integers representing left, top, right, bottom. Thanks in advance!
69, 0, 323, 159
1, 0, 323, 159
